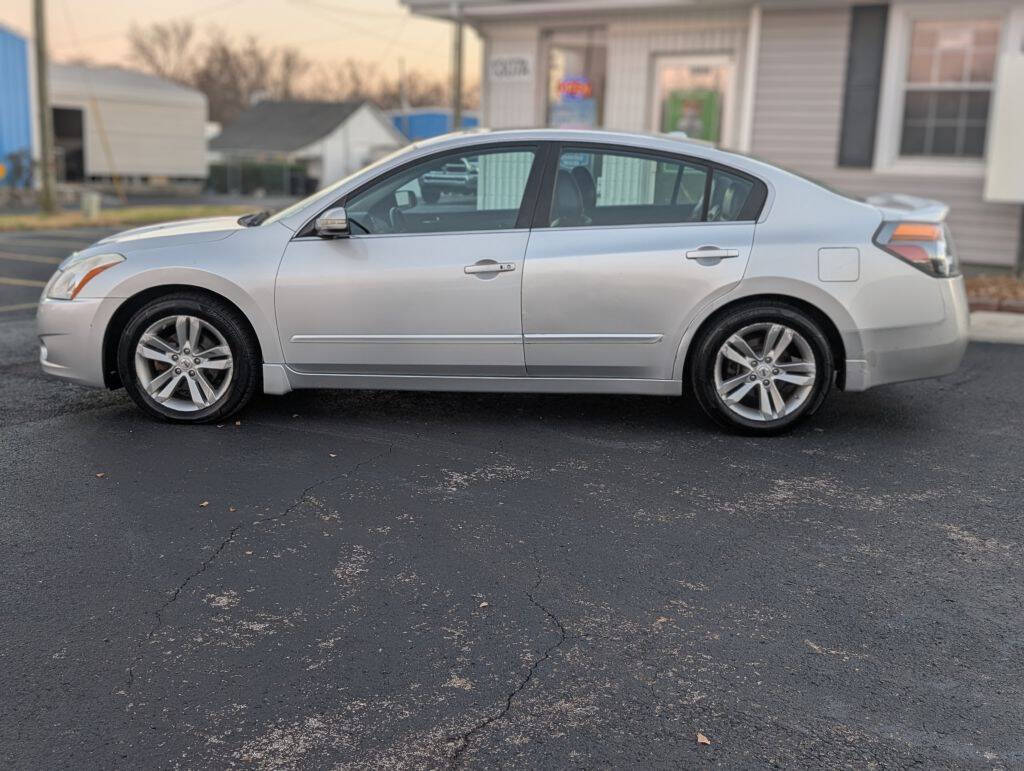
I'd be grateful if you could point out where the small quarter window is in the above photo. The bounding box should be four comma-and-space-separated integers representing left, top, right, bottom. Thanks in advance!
708, 169, 756, 222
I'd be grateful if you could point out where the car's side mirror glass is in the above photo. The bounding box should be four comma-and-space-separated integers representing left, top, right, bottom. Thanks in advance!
315, 206, 349, 237
394, 189, 417, 209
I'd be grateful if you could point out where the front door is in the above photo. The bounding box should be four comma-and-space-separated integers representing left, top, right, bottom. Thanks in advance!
522, 143, 762, 380
276, 145, 541, 376
650, 55, 736, 148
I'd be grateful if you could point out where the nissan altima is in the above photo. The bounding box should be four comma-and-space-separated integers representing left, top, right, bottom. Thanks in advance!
37, 129, 968, 433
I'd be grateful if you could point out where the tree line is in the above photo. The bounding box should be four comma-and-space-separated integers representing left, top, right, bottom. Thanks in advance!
127, 21, 478, 125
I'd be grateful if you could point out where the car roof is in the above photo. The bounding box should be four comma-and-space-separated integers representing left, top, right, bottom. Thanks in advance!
409, 128, 774, 175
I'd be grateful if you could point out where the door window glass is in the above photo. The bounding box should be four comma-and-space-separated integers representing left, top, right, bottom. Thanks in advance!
545, 28, 606, 128
708, 169, 755, 222
549, 148, 708, 227
345, 147, 537, 235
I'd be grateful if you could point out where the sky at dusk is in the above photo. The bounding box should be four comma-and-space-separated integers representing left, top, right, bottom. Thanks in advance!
0, 0, 481, 82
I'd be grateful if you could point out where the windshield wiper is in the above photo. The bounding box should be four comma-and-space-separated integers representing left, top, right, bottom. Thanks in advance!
237, 210, 271, 227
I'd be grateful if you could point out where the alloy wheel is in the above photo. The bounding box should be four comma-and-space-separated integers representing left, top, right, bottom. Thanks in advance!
133, 315, 234, 413
713, 322, 817, 422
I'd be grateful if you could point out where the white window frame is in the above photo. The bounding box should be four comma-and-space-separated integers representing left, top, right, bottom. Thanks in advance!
873, 1, 1015, 178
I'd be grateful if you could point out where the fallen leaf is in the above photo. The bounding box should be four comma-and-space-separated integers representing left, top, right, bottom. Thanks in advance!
244, 550, 253, 556
655, 616, 670, 624
228, 506, 237, 512
696, 732, 711, 746
292, 414, 299, 418
95, 472, 106, 478
329, 453, 337, 458
479, 601, 489, 608
199, 501, 209, 508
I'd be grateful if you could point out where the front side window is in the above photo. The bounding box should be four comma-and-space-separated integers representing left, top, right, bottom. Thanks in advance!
547, 147, 763, 228
344, 146, 538, 235
900, 19, 1000, 158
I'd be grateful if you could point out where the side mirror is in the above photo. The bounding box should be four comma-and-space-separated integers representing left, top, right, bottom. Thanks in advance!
315, 206, 349, 237
394, 189, 417, 209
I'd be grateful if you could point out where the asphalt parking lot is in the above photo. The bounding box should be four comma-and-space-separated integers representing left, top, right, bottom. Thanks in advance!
2, 229, 1023, 768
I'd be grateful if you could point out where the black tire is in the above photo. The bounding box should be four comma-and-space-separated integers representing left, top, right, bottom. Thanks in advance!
117, 292, 260, 424
689, 301, 834, 435
421, 186, 440, 204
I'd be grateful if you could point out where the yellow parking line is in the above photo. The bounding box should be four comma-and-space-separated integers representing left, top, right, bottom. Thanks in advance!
0, 302, 38, 313
0, 251, 62, 265
0, 276, 46, 287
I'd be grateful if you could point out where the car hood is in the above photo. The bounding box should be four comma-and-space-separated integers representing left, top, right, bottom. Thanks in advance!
93, 216, 245, 250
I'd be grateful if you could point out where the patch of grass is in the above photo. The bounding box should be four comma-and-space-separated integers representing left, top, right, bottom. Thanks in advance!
0, 205, 255, 232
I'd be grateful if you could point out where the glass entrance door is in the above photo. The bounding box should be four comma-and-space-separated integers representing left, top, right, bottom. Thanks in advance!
650, 55, 735, 147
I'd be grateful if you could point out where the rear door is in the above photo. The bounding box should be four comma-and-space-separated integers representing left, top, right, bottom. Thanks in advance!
522, 144, 764, 380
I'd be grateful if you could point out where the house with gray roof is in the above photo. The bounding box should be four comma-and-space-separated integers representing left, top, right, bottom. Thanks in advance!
208, 99, 405, 190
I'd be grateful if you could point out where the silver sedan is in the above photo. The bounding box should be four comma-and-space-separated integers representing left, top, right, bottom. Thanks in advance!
37, 129, 969, 433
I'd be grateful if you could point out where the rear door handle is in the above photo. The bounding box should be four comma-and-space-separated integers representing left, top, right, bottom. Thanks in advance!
686, 246, 740, 260
464, 262, 516, 274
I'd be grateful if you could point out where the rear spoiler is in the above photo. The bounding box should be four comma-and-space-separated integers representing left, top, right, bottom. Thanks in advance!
864, 193, 949, 224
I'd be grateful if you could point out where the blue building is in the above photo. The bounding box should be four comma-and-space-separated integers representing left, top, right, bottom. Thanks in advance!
0, 24, 34, 187
390, 108, 479, 141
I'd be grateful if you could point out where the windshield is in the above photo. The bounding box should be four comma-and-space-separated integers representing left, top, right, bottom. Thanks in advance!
262, 144, 420, 226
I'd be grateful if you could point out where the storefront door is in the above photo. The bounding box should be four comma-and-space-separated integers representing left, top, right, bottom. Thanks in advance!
650, 55, 735, 147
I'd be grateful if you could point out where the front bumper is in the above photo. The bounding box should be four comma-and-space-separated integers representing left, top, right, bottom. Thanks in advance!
37, 297, 113, 388
843, 275, 969, 391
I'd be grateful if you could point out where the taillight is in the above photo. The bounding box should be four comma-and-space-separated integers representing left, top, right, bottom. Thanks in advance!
874, 221, 959, 277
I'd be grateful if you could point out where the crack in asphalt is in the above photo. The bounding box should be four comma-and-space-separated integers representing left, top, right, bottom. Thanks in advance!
446, 573, 568, 768
122, 442, 394, 691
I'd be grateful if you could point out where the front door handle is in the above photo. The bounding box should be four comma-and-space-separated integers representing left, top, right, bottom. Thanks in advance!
464, 262, 516, 275
686, 246, 740, 260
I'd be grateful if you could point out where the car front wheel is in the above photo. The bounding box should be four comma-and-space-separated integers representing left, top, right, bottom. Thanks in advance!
689, 302, 834, 434
117, 293, 260, 423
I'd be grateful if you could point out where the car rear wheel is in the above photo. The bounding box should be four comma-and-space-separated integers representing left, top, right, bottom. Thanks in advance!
689, 302, 834, 435
117, 293, 260, 423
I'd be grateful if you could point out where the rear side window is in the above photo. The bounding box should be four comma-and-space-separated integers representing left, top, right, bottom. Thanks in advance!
546, 146, 766, 227
549, 148, 708, 227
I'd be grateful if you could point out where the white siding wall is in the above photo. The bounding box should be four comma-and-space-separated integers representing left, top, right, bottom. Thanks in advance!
304, 105, 404, 186
604, 9, 749, 138
48, 95, 207, 178
479, 24, 542, 128
752, 7, 1022, 268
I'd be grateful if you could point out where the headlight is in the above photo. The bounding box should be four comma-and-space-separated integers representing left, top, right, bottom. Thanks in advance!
45, 252, 125, 300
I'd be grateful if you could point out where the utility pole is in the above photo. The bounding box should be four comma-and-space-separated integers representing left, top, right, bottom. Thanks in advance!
33, 0, 57, 214
450, 1, 463, 131
398, 56, 410, 140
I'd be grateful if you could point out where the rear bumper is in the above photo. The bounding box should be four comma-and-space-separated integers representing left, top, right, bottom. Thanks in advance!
37, 298, 111, 388
843, 275, 969, 391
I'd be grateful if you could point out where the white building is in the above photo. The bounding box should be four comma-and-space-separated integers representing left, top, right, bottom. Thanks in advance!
49, 63, 207, 188
404, 0, 1024, 272
208, 100, 405, 191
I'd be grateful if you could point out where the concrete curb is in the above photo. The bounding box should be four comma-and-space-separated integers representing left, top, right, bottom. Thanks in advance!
969, 298, 1024, 314
969, 311, 1024, 345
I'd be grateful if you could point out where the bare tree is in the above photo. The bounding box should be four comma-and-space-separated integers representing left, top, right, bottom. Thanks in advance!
126, 22, 477, 124
127, 21, 197, 84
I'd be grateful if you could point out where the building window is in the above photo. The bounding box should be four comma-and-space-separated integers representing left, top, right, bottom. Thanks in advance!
899, 19, 1000, 158
545, 28, 606, 129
